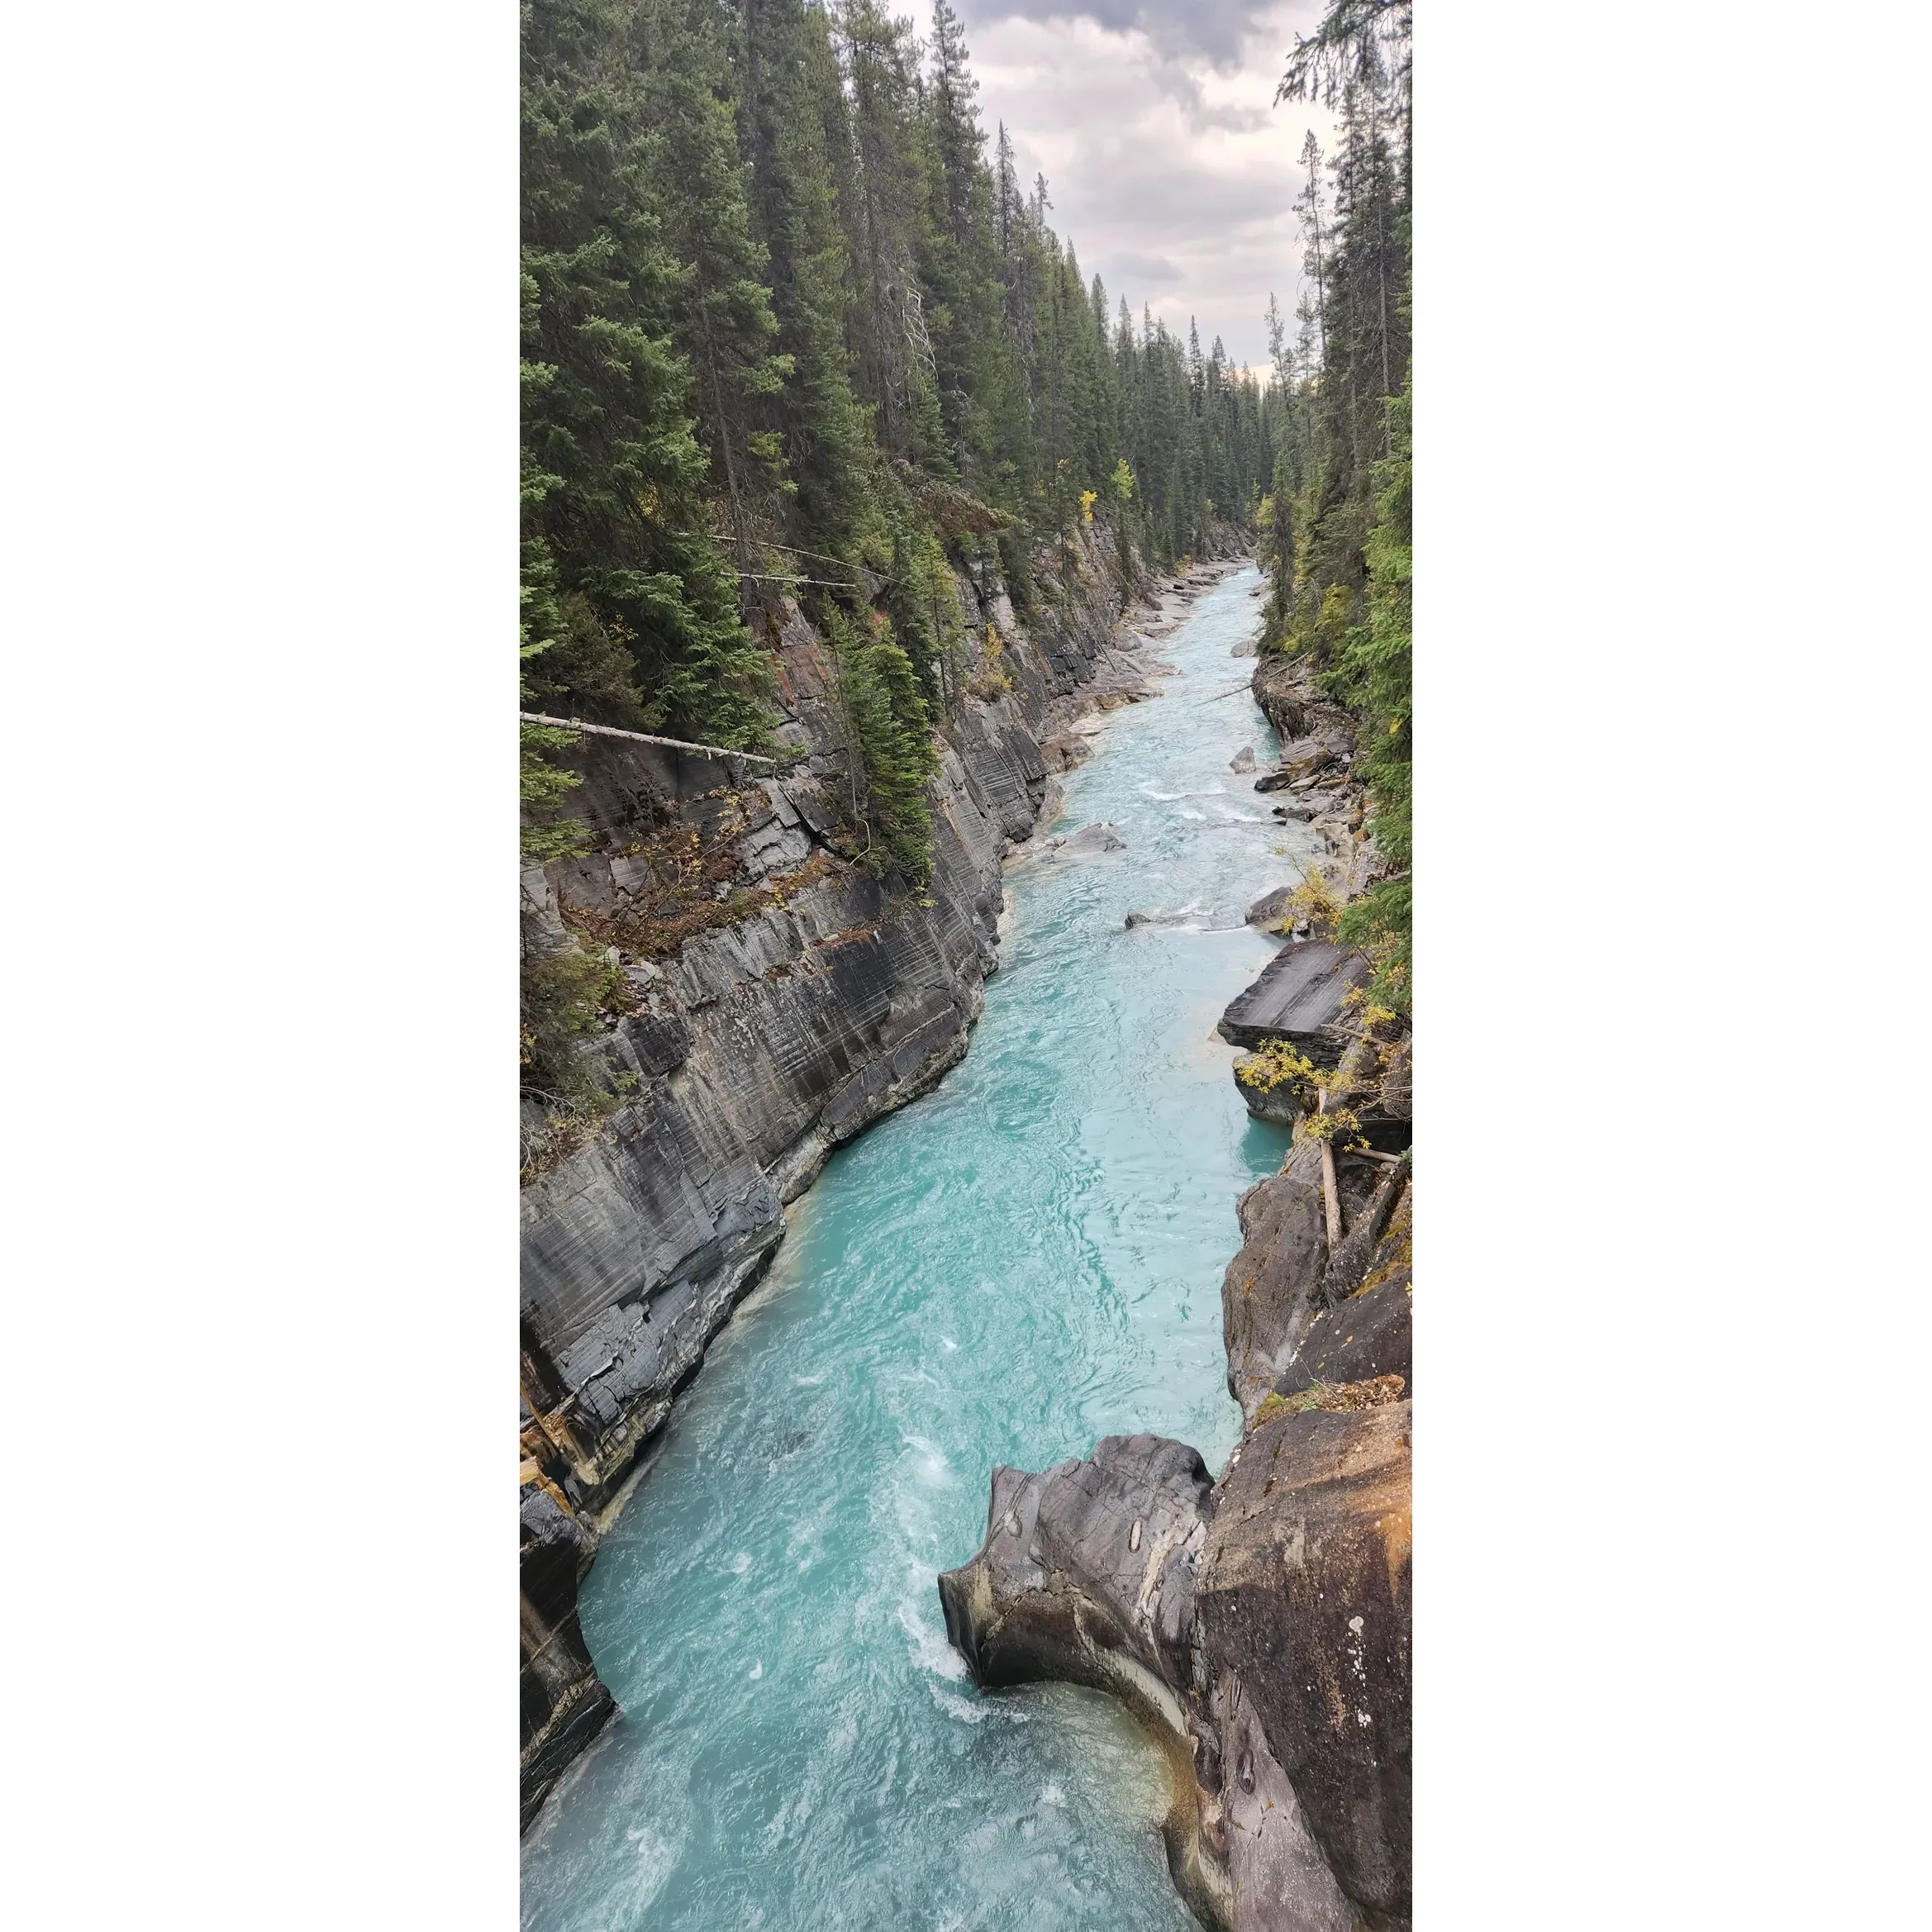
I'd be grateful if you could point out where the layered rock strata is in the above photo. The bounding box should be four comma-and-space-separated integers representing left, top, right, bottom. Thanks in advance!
518, 537, 1250, 1825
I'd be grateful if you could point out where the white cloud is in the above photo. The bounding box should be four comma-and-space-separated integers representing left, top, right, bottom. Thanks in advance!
954, 1, 1339, 368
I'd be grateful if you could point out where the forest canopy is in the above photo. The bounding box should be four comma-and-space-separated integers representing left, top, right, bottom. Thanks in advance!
519, 0, 1277, 762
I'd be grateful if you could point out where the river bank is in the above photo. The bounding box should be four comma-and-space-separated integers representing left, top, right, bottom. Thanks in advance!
939, 644, 1414, 1932
519, 531, 1256, 1828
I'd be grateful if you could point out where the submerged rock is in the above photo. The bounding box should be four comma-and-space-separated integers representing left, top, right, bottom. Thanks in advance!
1125, 908, 1191, 930
1048, 821, 1126, 859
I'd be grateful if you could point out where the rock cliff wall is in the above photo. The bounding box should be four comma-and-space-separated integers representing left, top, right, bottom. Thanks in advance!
518, 527, 1165, 1825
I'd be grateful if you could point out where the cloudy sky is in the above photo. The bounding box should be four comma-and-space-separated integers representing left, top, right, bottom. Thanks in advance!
950, 1, 1337, 372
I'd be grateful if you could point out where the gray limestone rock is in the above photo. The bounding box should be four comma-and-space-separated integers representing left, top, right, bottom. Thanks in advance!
1229, 745, 1256, 773
1244, 885, 1297, 930
1049, 821, 1125, 859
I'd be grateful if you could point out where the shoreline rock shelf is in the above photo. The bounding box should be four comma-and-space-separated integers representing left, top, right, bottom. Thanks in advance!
1216, 940, 1372, 1059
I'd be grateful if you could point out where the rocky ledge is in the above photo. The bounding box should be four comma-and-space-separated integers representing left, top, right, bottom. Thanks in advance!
939, 1378, 1412, 1930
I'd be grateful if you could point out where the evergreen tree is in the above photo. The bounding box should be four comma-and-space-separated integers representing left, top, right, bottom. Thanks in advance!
520, 0, 770, 745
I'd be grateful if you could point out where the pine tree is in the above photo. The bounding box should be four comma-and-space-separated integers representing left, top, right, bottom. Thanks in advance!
520, 0, 769, 745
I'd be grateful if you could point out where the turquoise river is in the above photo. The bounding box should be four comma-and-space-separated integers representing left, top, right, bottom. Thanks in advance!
521, 564, 1311, 1931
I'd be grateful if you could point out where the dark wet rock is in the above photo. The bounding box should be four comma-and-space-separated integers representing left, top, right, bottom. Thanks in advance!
1221, 1140, 1332, 1421
1202, 1403, 1412, 1930
520, 1485, 616, 1832
1253, 767, 1296, 794
1229, 745, 1256, 773
1230, 1054, 1302, 1127
1271, 803, 1316, 823
1275, 1273, 1412, 1399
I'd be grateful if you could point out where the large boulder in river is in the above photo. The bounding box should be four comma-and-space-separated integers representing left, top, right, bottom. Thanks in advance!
1046, 821, 1125, 859
938, 1435, 1211, 1699
938, 1437, 1237, 1929
938, 1407, 1413, 1932
939, 1435, 1359, 1932
1230, 745, 1257, 773
1199, 1398, 1413, 1930
1244, 885, 1311, 936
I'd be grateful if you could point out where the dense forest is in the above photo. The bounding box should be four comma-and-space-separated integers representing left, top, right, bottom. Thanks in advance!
520, 0, 1277, 842
1260, 0, 1412, 1008
519, 0, 1413, 1114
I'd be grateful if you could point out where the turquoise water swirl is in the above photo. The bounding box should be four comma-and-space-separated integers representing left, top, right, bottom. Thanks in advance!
521, 566, 1301, 1931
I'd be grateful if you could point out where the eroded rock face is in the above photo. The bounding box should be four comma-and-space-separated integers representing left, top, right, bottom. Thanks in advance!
521, 529, 1148, 1524
1222, 1141, 1333, 1422
1202, 1403, 1412, 1930
938, 1435, 1214, 1703
940, 1406, 1412, 1932
520, 1486, 616, 1832
938, 1437, 1235, 1932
